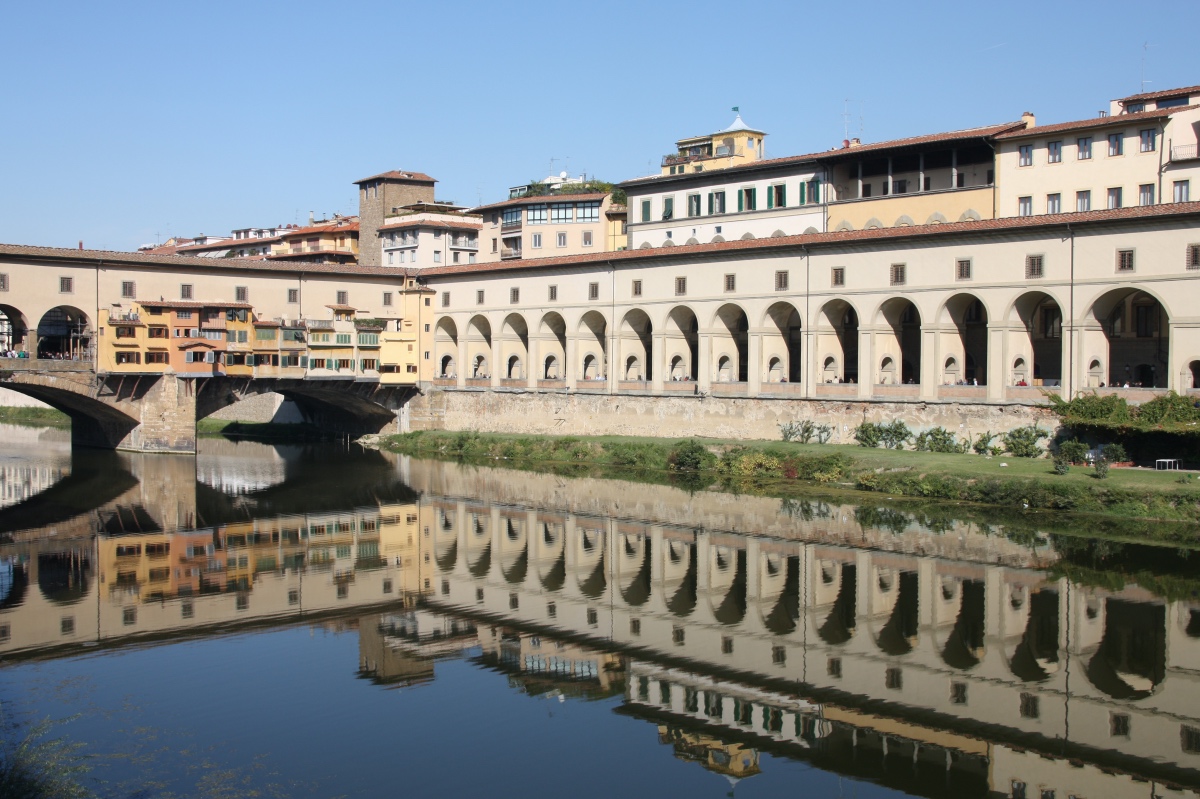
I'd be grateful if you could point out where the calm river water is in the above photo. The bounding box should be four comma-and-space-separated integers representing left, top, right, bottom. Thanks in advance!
2, 424, 1199, 798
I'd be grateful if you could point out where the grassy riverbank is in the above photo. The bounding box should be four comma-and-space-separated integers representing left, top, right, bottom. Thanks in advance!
197, 419, 324, 441
0, 407, 70, 427
378, 431, 1200, 530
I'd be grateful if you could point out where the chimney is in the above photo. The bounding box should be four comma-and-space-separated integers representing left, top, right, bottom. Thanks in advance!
849, 138, 861, 148
78, 241, 83, 250
309, 211, 315, 225
1021, 111, 1036, 128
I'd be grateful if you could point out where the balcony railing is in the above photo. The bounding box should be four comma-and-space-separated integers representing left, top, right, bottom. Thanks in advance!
1171, 144, 1198, 161
501, 248, 523, 260
501, 220, 521, 230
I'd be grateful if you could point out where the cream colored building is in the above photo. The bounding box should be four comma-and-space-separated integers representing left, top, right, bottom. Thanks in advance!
377, 204, 481, 269
474, 192, 625, 263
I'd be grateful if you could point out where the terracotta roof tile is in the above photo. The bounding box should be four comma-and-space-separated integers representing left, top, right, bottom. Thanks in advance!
1117, 84, 1200, 104
137, 300, 254, 310
175, 235, 284, 253
354, 170, 437, 185
419, 201, 1200, 277
993, 106, 1195, 140
378, 219, 482, 233
279, 221, 359, 237
471, 193, 608, 213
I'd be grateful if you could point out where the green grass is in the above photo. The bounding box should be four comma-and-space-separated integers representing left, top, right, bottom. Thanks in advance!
197, 419, 323, 440
0, 407, 71, 427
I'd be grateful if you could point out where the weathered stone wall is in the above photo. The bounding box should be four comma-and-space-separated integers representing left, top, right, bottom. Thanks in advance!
408, 388, 1058, 442
0, 386, 51, 408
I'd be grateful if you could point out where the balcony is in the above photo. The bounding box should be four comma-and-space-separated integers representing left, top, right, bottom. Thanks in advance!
1171, 143, 1199, 161
501, 219, 521, 231
501, 248, 523, 260
449, 238, 478, 249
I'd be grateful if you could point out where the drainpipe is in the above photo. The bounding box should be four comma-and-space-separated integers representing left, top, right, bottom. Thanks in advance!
802, 245, 810, 396
984, 139, 997, 219
1067, 222, 1075, 397
608, 260, 616, 383
1157, 121, 1166, 203
94, 259, 101, 369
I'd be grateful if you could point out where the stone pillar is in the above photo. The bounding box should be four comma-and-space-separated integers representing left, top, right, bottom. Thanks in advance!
565, 335, 577, 389
455, 338, 466, 388
920, 327, 937, 399
607, 329, 619, 395
857, 327, 874, 399
651, 333, 665, 392
489, 335, 501, 389
747, 331, 762, 396
526, 336, 540, 389
987, 325, 1006, 400
697, 331, 713, 392
116, 374, 198, 453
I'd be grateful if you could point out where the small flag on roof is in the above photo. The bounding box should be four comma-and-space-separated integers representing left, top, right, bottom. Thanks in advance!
732, 106, 739, 113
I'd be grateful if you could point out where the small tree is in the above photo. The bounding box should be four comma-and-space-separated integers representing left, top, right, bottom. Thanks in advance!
1092, 456, 1110, 479
1003, 425, 1048, 458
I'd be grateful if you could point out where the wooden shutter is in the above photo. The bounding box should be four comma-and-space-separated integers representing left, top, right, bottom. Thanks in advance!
737, 190, 744, 212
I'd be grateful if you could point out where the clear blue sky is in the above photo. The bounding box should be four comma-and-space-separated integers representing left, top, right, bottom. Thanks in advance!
1, 0, 1196, 251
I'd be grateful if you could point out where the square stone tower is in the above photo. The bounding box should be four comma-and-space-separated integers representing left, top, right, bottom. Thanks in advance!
355, 171, 437, 266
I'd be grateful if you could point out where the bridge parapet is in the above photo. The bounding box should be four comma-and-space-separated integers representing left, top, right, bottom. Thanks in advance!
0, 357, 94, 373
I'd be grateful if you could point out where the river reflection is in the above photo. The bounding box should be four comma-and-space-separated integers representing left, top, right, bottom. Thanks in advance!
1, 436, 1200, 798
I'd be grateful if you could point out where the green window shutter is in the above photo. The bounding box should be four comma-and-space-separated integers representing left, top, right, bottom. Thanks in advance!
767, 187, 774, 209
812, 178, 821, 203
780, 185, 786, 207
737, 189, 744, 212
707, 193, 713, 214
300, 356, 308, 368
799, 182, 806, 205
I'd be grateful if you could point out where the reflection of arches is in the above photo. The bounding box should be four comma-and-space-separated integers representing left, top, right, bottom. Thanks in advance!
817, 564, 856, 645
1086, 288, 1170, 388
1085, 600, 1166, 700
876, 571, 919, 655
37, 306, 92, 359
38, 553, 91, 605
0, 559, 29, 610
762, 556, 800, 635
940, 580, 985, 670
1009, 590, 1059, 682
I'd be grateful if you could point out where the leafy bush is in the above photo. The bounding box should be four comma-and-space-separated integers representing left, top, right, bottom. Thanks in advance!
913, 427, 968, 453
780, 420, 832, 444
1057, 439, 1090, 465
1003, 425, 1048, 458
854, 423, 883, 448
1102, 442, 1128, 462
604, 442, 663, 469
1137, 392, 1200, 425
1053, 455, 1071, 475
972, 431, 997, 455
879, 420, 912, 450
666, 440, 715, 472
1093, 457, 1110, 479
718, 450, 783, 478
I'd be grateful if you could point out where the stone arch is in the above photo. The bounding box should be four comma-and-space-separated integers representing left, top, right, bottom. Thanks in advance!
894, 215, 914, 227
711, 303, 749, 383
620, 309, 652, 381
500, 313, 529, 381
740, 232, 756, 240
833, 220, 854, 232
638, 241, 653, 249
1189, 359, 1200, 389
661, 239, 676, 247
1082, 286, 1171, 388
543, 354, 559, 379
0, 374, 143, 450
506, 354, 523, 379
663, 305, 699, 382
925, 212, 948, 225
36, 305, 92, 360
803, 226, 820, 235
465, 315, 492, 378
1006, 291, 1065, 386
874, 297, 922, 384
815, 299, 859, 383
434, 317, 459, 378
710, 235, 726, 243
864, 217, 884, 230
938, 293, 990, 385
577, 310, 607, 381
539, 311, 567, 379
957, 209, 982, 222
770, 229, 787, 238
0, 303, 31, 354
685, 237, 700, 245
762, 301, 802, 383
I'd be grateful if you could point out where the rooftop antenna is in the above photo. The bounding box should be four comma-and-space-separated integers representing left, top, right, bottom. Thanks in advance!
476, 185, 483, 206
842, 99, 852, 140
548, 157, 558, 177
1140, 41, 1156, 93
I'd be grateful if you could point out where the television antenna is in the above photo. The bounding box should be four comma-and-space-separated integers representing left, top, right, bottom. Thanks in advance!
1140, 41, 1156, 93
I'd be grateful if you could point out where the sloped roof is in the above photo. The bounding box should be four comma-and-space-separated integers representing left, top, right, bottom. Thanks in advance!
354, 170, 437, 185
994, 106, 1194, 140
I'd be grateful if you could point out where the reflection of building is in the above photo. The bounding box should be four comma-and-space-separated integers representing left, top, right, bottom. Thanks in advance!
358, 609, 477, 687
657, 728, 760, 784
476, 626, 624, 701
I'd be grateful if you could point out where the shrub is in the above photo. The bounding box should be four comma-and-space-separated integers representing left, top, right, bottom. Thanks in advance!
1003, 425, 1048, 458
914, 427, 968, 453
972, 431, 997, 455
782, 420, 834, 444
1057, 439, 1090, 465
1093, 457, 1110, 479
1053, 455, 1071, 475
1102, 442, 1128, 463
604, 442, 662, 469
854, 422, 883, 448
879, 420, 912, 450
667, 440, 715, 472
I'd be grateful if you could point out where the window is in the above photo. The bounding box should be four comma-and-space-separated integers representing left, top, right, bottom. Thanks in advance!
890, 264, 906, 285
526, 204, 547, 225
1026, 255, 1044, 279
1018, 144, 1033, 166
956, 259, 972, 280
1077, 136, 1092, 159
739, 187, 757, 211
675, 276, 687, 296
768, 184, 786, 208
382, 292, 392, 307
1108, 187, 1123, 209
631, 279, 642, 297
1175, 180, 1191, 203
662, 197, 674, 220
1110, 713, 1130, 737
501, 208, 522, 227
335, 333, 351, 345
950, 682, 967, 704
145, 351, 168, 364
1018, 196, 1033, 216
721, 636, 734, 654
0, 274, 7, 291
687, 194, 701, 217
1140, 128, 1156, 152
588, 282, 600, 301
441, 291, 450, 307
506, 287, 519, 305
893, 179, 908, 194
1117, 249, 1135, 271
1076, 190, 1091, 212
232, 286, 247, 303
577, 202, 600, 222
491, 238, 498, 253
582, 231, 593, 247
1182, 725, 1200, 753
827, 657, 842, 677
708, 191, 726, 214
1019, 692, 1039, 718
1046, 140, 1062, 163
476, 290, 484, 305
148, 326, 168, 338
640, 199, 651, 222
287, 288, 299, 303
121, 281, 136, 299
1108, 132, 1123, 156
123, 607, 136, 626
1139, 183, 1155, 206
724, 274, 736, 292
336, 290, 348, 305
433, 250, 442, 263
556, 232, 567, 248
672, 626, 685, 645
548, 285, 557, 301
885, 667, 903, 690
771, 646, 786, 665
550, 203, 572, 223
1011, 781, 1027, 799
531, 233, 542, 249
775, 270, 789, 291
1046, 193, 1061, 214
179, 283, 193, 300
59, 276, 73, 293
1188, 244, 1200, 270
831, 266, 845, 287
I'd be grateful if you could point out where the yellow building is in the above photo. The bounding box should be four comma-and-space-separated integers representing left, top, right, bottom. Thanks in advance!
662, 113, 767, 176
267, 217, 359, 265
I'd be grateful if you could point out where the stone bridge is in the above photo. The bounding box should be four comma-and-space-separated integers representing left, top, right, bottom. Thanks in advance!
0, 359, 416, 453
